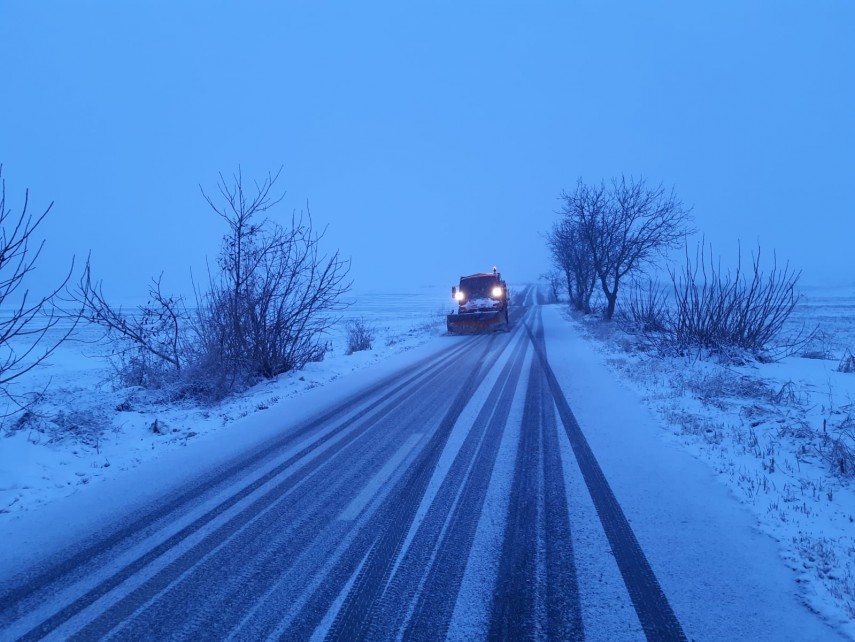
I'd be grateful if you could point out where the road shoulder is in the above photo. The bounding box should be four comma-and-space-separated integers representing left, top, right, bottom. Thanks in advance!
540, 304, 846, 642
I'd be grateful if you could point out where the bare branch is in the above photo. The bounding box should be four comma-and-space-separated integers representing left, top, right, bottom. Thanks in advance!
0, 166, 85, 415
72, 264, 186, 388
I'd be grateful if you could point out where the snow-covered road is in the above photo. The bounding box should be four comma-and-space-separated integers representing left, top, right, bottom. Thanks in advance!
0, 291, 845, 641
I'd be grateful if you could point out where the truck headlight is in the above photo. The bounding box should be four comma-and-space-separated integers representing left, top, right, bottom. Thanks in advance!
454, 290, 465, 301
492, 286, 503, 298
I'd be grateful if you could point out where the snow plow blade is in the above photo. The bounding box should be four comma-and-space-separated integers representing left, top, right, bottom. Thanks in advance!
446, 310, 508, 334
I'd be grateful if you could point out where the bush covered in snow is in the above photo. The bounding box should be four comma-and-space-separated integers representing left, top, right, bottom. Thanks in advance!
345, 318, 374, 355
76, 169, 351, 401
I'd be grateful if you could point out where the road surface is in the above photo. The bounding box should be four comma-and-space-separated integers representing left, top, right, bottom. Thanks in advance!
0, 289, 841, 641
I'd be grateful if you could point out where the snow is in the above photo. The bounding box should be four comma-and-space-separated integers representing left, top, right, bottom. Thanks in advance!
1, 283, 853, 639
445, 338, 530, 642
543, 284, 855, 639
0, 288, 452, 572
460, 297, 502, 313
338, 432, 423, 521
554, 401, 645, 642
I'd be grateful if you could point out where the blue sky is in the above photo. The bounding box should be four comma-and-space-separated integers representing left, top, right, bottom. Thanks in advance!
1, 1, 853, 301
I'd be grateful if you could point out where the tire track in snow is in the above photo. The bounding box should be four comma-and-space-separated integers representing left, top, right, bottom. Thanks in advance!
197, 354, 475, 641
534, 310, 585, 639
382, 330, 530, 641
488, 310, 586, 640
6, 338, 478, 641
486, 311, 584, 639
525, 307, 688, 642
90, 386, 441, 641
64, 339, 483, 642
293, 332, 516, 641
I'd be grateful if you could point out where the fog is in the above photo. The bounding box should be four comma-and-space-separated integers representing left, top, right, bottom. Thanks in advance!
2, 1, 852, 302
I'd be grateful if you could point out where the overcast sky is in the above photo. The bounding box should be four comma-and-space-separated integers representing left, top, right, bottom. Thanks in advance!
1, 1, 853, 302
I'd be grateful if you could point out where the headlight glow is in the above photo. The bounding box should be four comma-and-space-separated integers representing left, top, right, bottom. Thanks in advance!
492, 286, 503, 298
454, 290, 465, 301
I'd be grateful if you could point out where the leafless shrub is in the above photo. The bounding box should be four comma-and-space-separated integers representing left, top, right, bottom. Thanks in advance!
194, 168, 350, 389
77, 271, 185, 389
75, 168, 351, 402
670, 242, 800, 355
838, 350, 855, 374
821, 430, 855, 478
622, 278, 670, 334
0, 166, 84, 415
345, 318, 374, 355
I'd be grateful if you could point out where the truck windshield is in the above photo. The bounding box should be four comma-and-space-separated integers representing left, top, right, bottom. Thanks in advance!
460, 277, 498, 299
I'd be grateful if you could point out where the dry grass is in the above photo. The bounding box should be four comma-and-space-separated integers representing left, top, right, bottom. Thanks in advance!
838, 350, 855, 374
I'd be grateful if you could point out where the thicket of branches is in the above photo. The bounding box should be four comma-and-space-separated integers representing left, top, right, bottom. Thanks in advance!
548, 176, 692, 319
618, 243, 803, 358
547, 175, 803, 358
0, 165, 83, 414
79, 271, 185, 389
669, 243, 801, 354
344, 318, 374, 355
624, 278, 670, 334
77, 168, 351, 401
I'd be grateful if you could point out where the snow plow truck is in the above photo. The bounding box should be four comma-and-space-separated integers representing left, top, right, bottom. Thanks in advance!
447, 267, 510, 333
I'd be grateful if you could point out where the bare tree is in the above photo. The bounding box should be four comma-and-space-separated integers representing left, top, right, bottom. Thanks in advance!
0, 165, 83, 412
565, 176, 692, 320
549, 181, 606, 313
539, 270, 562, 303
195, 168, 351, 387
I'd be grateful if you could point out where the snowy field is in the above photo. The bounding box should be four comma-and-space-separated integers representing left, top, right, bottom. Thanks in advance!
572, 283, 855, 636
0, 287, 451, 517
2, 282, 854, 636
